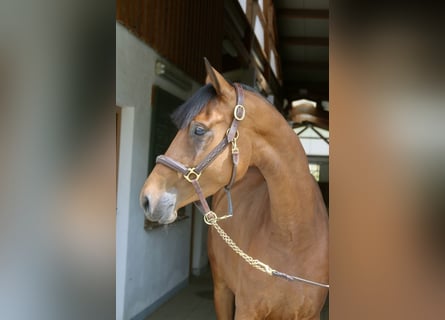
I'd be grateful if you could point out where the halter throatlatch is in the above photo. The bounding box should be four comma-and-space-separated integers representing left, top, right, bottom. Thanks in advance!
156, 82, 245, 220
155, 83, 329, 288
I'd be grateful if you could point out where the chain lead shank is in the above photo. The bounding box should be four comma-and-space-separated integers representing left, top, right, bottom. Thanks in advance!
205, 214, 329, 288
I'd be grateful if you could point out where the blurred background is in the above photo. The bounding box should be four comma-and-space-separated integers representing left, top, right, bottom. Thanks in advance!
0, 0, 115, 319
0, 0, 444, 319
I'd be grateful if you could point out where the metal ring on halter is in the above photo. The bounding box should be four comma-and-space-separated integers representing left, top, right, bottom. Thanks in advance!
234, 105, 245, 121
204, 211, 218, 225
184, 168, 201, 183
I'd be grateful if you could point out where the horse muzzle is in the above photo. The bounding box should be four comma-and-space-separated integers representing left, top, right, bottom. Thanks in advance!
140, 190, 178, 224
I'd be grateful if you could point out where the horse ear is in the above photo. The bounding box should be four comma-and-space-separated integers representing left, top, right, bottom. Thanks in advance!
204, 57, 232, 98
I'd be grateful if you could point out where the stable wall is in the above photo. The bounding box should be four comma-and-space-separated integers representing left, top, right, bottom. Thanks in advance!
116, 22, 202, 320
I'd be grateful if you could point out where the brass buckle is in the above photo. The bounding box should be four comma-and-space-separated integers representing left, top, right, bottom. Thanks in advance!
234, 105, 245, 121
226, 128, 239, 139
226, 128, 239, 142
226, 128, 240, 153
184, 168, 201, 182
232, 130, 239, 153
231, 140, 239, 154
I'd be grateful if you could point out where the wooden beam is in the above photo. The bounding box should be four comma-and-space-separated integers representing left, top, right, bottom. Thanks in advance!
277, 9, 329, 19
289, 115, 329, 130
285, 81, 329, 90
285, 88, 329, 97
284, 81, 329, 101
281, 36, 329, 46
283, 60, 329, 70
222, 54, 243, 71
286, 92, 329, 102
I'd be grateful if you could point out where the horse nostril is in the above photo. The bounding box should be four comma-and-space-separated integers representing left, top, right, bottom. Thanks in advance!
141, 196, 150, 213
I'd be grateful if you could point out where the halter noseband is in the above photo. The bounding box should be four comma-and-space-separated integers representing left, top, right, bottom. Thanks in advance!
156, 83, 246, 220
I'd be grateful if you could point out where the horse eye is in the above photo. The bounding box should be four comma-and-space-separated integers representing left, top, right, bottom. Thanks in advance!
194, 126, 206, 136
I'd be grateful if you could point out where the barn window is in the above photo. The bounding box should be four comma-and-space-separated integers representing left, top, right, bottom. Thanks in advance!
270, 49, 277, 76
309, 163, 321, 181
254, 16, 265, 49
294, 124, 329, 156
238, 0, 247, 12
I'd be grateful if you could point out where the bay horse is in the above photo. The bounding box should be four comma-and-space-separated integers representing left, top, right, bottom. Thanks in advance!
140, 59, 329, 319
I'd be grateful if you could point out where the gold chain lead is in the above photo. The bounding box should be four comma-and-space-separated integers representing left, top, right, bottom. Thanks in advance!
204, 212, 274, 275
203, 211, 330, 288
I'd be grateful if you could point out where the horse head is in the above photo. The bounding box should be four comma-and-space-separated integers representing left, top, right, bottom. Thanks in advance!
140, 59, 252, 224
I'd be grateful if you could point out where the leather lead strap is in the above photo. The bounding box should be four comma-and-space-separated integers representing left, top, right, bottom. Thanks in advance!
191, 180, 211, 213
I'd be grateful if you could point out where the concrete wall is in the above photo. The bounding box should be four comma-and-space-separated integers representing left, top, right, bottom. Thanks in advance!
190, 210, 209, 276
116, 22, 203, 320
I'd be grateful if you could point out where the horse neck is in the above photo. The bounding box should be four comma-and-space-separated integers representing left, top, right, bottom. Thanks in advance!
248, 100, 318, 236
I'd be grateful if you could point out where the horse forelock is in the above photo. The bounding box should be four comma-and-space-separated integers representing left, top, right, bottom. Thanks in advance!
171, 84, 217, 129
170, 83, 268, 129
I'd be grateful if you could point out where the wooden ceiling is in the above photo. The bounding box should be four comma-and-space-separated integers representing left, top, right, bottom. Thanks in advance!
117, 0, 329, 128
274, 0, 329, 127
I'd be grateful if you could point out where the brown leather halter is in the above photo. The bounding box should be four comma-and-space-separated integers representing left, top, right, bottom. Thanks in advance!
156, 83, 246, 219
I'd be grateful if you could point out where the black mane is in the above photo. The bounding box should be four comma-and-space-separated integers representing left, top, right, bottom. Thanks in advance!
170, 83, 262, 129
171, 84, 217, 129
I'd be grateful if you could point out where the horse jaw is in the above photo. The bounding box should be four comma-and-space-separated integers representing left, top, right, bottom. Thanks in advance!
144, 191, 178, 224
